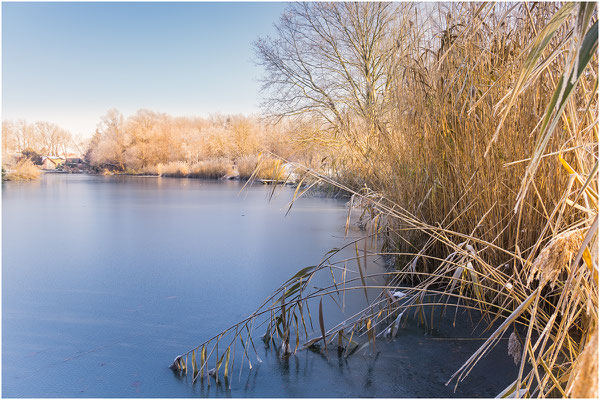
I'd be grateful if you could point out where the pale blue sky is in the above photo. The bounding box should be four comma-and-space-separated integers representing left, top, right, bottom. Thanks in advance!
2, 2, 288, 136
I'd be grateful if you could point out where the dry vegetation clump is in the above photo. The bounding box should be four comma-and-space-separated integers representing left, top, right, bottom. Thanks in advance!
189, 159, 234, 179
154, 160, 234, 179
235, 155, 259, 180
172, 3, 598, 398
158, 161, 190, 178
236, 155, 295, 181
527, 228, 586, 289
255, 157, 286, 180
3, 158, 41, 181
567, 329, 598, 398
138, 164, 159, 176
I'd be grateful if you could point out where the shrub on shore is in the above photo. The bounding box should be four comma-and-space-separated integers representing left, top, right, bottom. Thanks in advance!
256, 157, 285, 180
235, 155, 259, 180
236, 156, 297, 181
158, 161, 190, 178
3, 159, 41, 181
153, 159, 234, 179
138, 164, 159, 176
189, 159, 234, 179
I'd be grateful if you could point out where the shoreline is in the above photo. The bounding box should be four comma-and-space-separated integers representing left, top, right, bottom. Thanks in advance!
67, 170, 353, 199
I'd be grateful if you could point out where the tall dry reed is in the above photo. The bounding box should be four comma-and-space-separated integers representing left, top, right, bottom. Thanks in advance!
171, 3, 597, 398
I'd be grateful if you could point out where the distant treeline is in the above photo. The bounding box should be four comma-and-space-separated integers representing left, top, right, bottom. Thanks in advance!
2, 120, 82, 162
83, 109, 329, 179
2, 110, 329, 179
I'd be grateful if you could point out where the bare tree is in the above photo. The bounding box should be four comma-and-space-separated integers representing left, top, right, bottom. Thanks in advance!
254, 2, 416, 145
2, 119, 74, 159
34, 121, 72, 156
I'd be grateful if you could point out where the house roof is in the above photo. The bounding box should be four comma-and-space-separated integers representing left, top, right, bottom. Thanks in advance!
42, 156, 65, 165
43, 158, 58, 165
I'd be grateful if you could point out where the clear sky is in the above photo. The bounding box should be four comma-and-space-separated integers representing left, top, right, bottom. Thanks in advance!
2, 1, 288, 137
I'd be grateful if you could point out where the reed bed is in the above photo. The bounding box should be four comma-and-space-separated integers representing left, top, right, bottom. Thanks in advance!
138, 164, 160, 176
153, 159, 235, 179
157, 161, 190, 177
189, 159, 235, 179
171, 3, 597, 398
